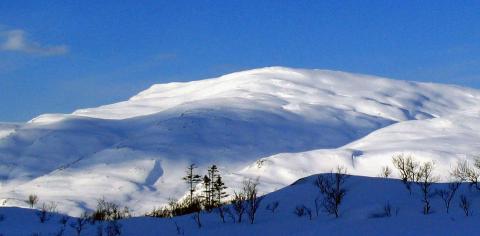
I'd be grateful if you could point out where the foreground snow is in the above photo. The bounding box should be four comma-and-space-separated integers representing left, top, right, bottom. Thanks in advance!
1, 175, 478, 235
0, 67, 479, 215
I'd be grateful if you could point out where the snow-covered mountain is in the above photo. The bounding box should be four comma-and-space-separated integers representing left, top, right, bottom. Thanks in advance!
1, 67, 479, 215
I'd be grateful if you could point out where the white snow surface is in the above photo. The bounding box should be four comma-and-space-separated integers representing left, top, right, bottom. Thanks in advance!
1, 175, 480, 235
1, 67, 480, 215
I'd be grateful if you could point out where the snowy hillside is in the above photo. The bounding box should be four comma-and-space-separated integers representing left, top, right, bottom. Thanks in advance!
1, 67, 480, 215
0, 123, 18, 139
1, 175, 479, 236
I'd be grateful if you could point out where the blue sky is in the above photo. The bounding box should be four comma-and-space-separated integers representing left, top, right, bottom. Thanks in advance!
1, 1, 479, 122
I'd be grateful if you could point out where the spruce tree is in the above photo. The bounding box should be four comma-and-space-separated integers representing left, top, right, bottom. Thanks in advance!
202, 175, 212, 209
182, 164, 201, 203
213, 175, 228, 205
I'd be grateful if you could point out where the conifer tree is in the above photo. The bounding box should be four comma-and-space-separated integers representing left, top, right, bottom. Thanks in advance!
202, 175, 212, 209
182, 164, 202, 203
213, 175, 228, 205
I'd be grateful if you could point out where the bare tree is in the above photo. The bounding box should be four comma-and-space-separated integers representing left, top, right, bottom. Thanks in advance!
392, 154, 419, 194
105, 220, 122, 236
243, 178, 263, 224
26, 194, 39, 208
416, 161, 438, 214
224, 207, 235, 223
379, 166, 392, 178
314, 166, 349, 218
216, 206, 226, 223
266, 201, 279, 215
452, 159, 480, 190
231, 191, 246, 223
459, 194, 471, 216
189, 197, 202, 228
59, 215, 69, 226
173, 221, 184, 235
70, 212, 89, 236
437, 181, 461, 213
91, 198, 131, 222
37, 202, 57, 223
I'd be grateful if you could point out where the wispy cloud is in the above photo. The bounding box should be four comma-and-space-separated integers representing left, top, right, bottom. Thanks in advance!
0, 29, 68, 56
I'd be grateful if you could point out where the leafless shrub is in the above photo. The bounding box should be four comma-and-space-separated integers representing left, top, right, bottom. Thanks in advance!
314, 196, 321, 217
224, 207, 235, 223
92, 198, 131, 222
37, 202, 57, 223
379, 166, 392, 178
294, 205, 305, 217
452, 160, 480, 190
459, 194, 471, 216
192, 211, 202, 228
146, 197, 202, 218
173, 221, 184, 235
26, 194, 39, 208
392, 154, 419, 194
70, 212, 89, 236
416, 161, 438, 214
369, 202, 397, 218
216, 206, 226, 223
314, 166, 349, 218
231, 191, 246, 223
54, 226, 66, 236
293, 205, 312, 220
304, 206, 312, 220
96, 224, 104, 236
105, 220, 122, 236
189, 197, 203, 228
437, 182, 461, 214
266, 201, 279, 215
59, 215, 69, 226
244, 178, 263, 224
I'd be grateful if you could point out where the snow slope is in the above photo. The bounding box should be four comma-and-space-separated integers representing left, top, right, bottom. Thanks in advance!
0, 123, 18, 139
1, 175, 479, 236
0, 67, 479, 215
238, 115, 480, 193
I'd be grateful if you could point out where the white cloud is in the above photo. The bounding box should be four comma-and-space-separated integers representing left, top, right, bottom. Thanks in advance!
0, 29, 68, 56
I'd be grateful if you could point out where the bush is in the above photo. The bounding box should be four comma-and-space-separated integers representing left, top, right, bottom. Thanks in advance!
314, 166, 349, 218
231, 191, 246, 223
459, 195, 471, 216
91, 198, 131, 222
266, 201, 279, 215
369, 202, 398, 218
243, 179, 263, 224
392, 154, 419, 194
294, 205, 305, 217
379, 166, 392, 178
70, 212, 89, 236
37, 202, 57, 223
146, 197, 202, 218
294, 205, 312, 220
105, 220, 122, 236
26, 194, 39, 208
416, 161, 438, 214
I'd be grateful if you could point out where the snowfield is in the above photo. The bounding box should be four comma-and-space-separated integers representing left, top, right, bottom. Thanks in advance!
1, 67, 480, 218
1, 175, 480, 235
